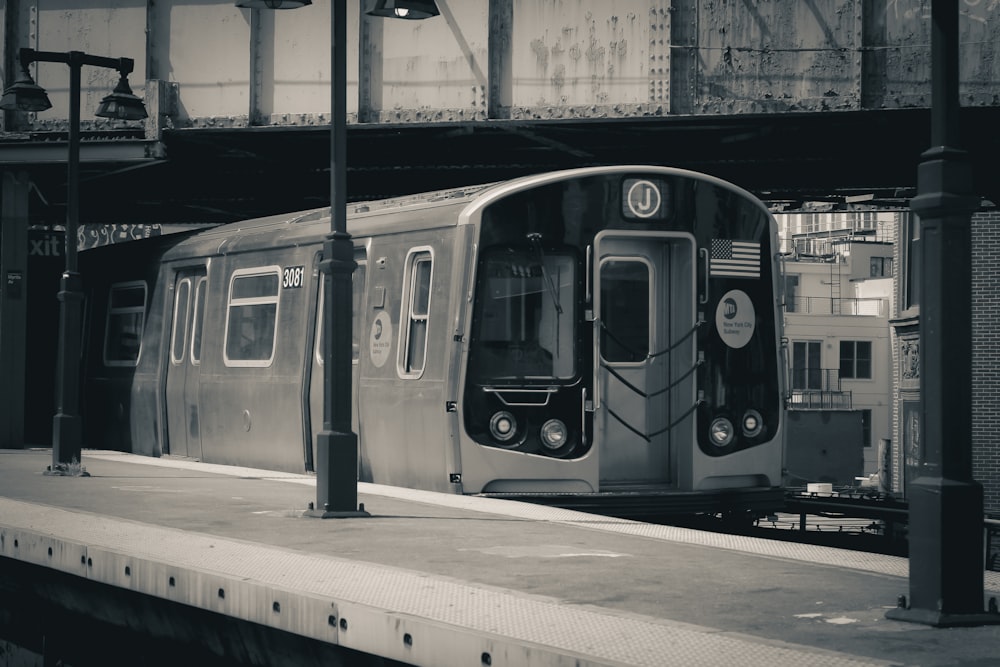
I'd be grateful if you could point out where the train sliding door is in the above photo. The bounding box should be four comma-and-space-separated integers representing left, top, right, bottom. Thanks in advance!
308, 249, 367, 474
593, 232, 696, 488
165, 269, 207, 459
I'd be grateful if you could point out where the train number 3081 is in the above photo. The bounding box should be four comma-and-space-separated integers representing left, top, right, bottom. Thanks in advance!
282, 266, 305, 289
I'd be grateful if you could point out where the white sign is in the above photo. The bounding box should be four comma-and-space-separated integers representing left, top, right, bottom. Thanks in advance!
624, 179, 662, 219
715, 289, 755, 349
369, 311, 393, 368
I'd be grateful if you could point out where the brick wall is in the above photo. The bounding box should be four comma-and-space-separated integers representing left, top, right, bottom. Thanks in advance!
972, 209, 1000, 517
889, 208, 999, 518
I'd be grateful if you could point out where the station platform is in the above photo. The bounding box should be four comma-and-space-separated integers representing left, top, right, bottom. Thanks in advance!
1, 448, 999, 667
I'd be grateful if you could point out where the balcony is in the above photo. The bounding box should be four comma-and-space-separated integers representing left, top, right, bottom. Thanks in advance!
784, 296, 887, 317
788, 368, 853, 410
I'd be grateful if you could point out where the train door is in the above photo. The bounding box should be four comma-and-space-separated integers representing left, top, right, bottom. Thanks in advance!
593, 232, 696, 487
165, 268, 207, 459
308, 249, 368, 474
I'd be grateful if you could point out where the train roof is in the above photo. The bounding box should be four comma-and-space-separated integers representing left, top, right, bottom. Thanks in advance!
159, 166, 772, 259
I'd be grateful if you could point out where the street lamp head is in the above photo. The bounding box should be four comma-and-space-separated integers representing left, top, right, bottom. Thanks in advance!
95, 74, 148, 120
367, 0, 440, 20
235, 0, 312, 8
0, 65, 52, 112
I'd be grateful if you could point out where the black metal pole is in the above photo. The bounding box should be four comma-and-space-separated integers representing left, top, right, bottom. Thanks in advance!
311, 0, 366, 517
886, 0, 998, 627
50, 53, 85, 472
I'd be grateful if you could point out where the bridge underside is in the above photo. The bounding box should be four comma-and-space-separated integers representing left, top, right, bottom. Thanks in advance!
9, 106, 1000, 227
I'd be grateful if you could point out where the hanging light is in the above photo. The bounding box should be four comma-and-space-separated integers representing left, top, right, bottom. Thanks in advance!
235, 0, 312, 8
95, 73, 148, 120
367, 0, 440, 20
0, 64, 52, 112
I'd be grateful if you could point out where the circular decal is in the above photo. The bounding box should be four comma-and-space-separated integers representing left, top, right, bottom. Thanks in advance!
715, 290, 755, 349
369, 311, 393, 368
625, 179, 662, 219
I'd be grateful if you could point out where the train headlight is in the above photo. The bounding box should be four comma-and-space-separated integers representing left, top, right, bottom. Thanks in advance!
539, 419, 568, 450
742, 410, 764, 438
489, 411, 517, 442
709, 417, 734, 447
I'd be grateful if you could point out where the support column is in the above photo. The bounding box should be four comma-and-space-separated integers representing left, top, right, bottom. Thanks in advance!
0, 170, 30, 449
885, 0, 999, 627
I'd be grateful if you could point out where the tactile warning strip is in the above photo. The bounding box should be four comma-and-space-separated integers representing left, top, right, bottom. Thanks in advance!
86, 451, 1000, 593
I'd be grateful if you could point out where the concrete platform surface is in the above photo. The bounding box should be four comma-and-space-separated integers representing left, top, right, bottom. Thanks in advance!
1, 449, 999, 666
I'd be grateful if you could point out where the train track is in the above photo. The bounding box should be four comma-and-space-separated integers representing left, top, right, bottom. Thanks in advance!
665, 488, 911, 556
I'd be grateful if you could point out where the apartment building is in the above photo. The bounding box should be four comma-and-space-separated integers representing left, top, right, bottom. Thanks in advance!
777, 210, 897, 483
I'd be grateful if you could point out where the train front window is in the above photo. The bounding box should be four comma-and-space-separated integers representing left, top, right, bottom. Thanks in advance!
469, 249, 576, 381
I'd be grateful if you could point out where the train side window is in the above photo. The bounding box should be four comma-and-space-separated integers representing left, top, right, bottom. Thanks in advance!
171, 278, 191, 365
104, 281, 147, 367
315, 256, 368, 367
190, 277, 207, 365
224, 267, 280, 367
398, 248, 433, 378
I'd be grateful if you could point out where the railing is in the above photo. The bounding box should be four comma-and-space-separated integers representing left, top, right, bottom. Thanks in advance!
788, 367, 852, 410
784, 296, 887, 316
788, 390, 853, 410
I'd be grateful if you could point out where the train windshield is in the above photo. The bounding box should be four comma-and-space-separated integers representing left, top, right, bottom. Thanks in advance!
469, 248, 576, 381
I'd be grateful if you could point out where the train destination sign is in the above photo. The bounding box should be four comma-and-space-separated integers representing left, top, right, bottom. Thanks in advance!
622, 178, 667, 220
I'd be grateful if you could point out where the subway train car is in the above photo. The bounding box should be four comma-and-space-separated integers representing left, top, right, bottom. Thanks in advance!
81, 166, 786, 517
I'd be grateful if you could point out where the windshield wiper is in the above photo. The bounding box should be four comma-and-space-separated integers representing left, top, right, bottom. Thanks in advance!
527, 233, 562, 315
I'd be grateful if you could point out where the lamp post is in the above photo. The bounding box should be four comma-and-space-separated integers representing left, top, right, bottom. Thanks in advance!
238, 0, 438, 515
0, 48, 146, 474
310, 0, 437, 517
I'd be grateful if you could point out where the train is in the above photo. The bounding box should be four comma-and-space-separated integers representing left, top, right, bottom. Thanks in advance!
80, 165, 786, 518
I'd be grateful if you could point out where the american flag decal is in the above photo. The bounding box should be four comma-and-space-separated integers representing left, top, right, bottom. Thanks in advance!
710, 239, 761, 279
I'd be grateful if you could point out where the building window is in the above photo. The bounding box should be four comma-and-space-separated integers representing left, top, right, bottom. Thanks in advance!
792, 341, 821, 389
224, 267, 280, 367
902, 212, 920, 312
861, 409, 872, 448
870, 256, 893, 278
398, 248, 433, 378
104, 281, 147, 367
784, 275, 799, 313
840, 340, 872, 379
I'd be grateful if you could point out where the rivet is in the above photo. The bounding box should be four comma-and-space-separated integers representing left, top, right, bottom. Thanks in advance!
328, 615, 337, 627
169, 576, 176, 587
218, 588, 225, 599
403, 633, 412, 647
339, 618, 348, 630
125, 566, 131, 576
48, 547, 53, 557
273, 601, 281, 613
482, 652, 492, 666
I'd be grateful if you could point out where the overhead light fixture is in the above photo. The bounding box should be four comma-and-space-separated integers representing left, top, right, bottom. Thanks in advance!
0, 64, 52, 112
367, 0, 440, 20
235, 0, 312, 8
95, 73, 148, 120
